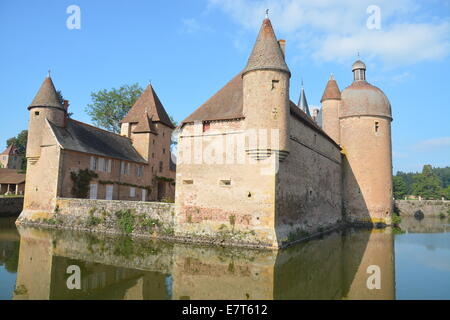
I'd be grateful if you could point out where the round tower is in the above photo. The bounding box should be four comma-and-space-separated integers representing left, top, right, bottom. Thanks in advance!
26, 74, 66, 162
321, 74, 341, 144
242, 17, 290, 161
340, 60, 393, 225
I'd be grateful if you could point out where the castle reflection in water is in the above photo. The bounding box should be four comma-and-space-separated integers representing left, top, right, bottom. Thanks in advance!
7, 224, 397, 300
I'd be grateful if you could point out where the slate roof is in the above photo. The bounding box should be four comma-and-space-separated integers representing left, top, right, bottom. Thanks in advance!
243, 18, 290, 76
48, 119, 147, 163
0, 169, 25, 184
298, 84, 311, 116
29, 76, 64, 111
121, 84, 174, 129
321, 74, 341, 102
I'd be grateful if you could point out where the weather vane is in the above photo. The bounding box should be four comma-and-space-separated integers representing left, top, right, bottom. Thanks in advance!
265, 9, 269, 19
47, 69, 51, 77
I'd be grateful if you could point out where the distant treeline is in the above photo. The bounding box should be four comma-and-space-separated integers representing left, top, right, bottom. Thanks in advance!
393, 165, 450, 200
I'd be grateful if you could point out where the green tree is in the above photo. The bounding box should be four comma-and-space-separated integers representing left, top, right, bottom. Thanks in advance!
86, 84, 143, 133
412, 165, 443, 200
393, 176, 408, 199
6, 130, 28, 154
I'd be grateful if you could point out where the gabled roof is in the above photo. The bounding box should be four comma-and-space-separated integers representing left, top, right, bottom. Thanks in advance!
298, 84, 311, 116
243, 18, 290, 76
121, 84, 174, 129
0, 169, 25, 184
28, 76, 64, 111
321, 74, 341, 102
182, 72, 244, 124
48, 119, 147, 163
1, 145, 19, 156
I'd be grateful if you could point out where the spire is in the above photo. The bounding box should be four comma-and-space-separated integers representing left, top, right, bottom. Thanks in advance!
28, 75, 64, 111
298, 81, 311, 116
243, 17, 290, 76
121, 83, 174, 129
321, 74, 341, 102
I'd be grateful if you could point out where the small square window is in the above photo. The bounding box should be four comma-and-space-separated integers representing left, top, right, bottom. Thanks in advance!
35, 111, 40, 116
183, 180, 193, 185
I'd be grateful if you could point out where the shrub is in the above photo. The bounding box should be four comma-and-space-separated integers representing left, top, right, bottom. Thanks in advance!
115, 209, 135, 234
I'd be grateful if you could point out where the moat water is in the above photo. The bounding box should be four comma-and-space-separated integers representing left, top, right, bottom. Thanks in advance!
0, 216, 449, 300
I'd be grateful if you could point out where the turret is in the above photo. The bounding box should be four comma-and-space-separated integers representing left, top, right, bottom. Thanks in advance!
242, 17, 290, 161
26, 73, 66, 162
321, 74, 341, 144
340, 60, 393, 225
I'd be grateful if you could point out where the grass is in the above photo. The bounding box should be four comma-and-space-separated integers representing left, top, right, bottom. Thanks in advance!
115, 209, 135, 234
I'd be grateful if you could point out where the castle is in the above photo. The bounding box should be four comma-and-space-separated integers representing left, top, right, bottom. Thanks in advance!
18, 16, 393, 249
174, 17, 393, 247
19, 76, 175, 221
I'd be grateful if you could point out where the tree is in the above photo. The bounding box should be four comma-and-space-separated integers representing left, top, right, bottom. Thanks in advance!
85, 84, 143, 133
393, 176, 408, 199
6, 130, 28, 154
412, 165, 443, 200
442, 185, 450, 200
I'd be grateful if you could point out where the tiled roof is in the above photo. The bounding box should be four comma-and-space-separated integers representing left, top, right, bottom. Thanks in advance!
243, 18, 290, 76
48, 119, 147, 163
133, 113, 157, 134
28, 76, 64, 111
321, 74, 341, 102
121, 84, 174, 129
1, 145, 19, 156
0, 169, 25, 184
181, 72, 244, 124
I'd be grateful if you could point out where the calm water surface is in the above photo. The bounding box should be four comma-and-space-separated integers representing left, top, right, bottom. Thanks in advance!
0, 216, 449, 300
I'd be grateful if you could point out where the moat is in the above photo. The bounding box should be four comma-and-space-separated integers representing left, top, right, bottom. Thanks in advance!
1, 216, 449, 300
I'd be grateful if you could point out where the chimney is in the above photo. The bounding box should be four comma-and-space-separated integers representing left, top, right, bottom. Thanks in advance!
278, 40, 286, 58
63, 100, 69, 112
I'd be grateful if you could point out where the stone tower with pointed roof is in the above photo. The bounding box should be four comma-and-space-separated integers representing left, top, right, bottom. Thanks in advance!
321, 74, 341, 144
120, 84, 175, 200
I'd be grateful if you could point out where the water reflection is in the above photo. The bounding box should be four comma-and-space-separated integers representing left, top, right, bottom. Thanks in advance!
12, 226, 396, 300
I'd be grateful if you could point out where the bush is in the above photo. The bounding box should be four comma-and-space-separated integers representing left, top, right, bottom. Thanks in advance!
392, 213, 401, 226
115, 209, 135, 234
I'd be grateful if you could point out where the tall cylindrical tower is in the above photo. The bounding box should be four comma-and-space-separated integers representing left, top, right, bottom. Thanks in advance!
321, 74, 341, 144
340, 60, 393, 225
242, 18, 291, 161
26, 74, 66, 162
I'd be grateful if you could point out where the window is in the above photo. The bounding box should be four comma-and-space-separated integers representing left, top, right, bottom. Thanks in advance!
152, 153, 155, 159
137, 165, 143, 177
163, 148, 166, 154
220, 179, 231, 186
183, 180, 193, 185
106, 185, 113, 200
375, 121, 380, 133
159, 161, 163, 173
89, 184, 98, 200
120, 161, 130, 175
98, 158, 105, 172
203, 122, 210, 132
90, 156, 98, 171
153, 140, 155, 145
106, 159, 112, 173
35, 111, 39, 116
271, 79, 279, 90
130, 187, 136, 197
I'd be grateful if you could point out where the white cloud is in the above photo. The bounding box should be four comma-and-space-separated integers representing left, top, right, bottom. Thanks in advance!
412, 137, 450, 151
181, 18, 212, 34
207, 0, 450, 67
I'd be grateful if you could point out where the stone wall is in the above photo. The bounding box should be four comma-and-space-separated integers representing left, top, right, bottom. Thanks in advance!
395, 200, 450, 217
17, 197, 176, 240
0, 197, 24, 216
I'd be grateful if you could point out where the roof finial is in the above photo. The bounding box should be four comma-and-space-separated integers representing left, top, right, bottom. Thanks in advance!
357, 51, 360, 58
265, 9, 269, 19
301, 78, 304, 88
47, 69, 51, 78
330, 73, 334, 80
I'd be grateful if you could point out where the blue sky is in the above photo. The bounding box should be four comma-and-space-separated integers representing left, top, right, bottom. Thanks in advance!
0, 0, 449, 173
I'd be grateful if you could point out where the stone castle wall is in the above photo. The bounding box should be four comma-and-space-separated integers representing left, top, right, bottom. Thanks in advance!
395, 200, 450, 217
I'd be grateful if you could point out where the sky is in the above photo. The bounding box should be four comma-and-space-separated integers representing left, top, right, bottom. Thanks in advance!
0, 0, 449, 173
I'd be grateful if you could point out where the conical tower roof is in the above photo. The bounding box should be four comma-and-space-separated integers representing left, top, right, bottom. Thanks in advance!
28, 75, 64, 110
321, 74, 341, 102
243, 18, 290, 76
121, 84, 174, 129
298, 81, 311, 116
